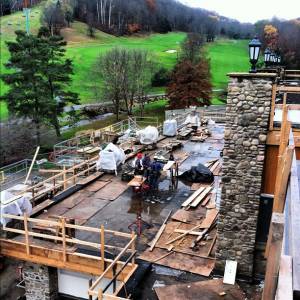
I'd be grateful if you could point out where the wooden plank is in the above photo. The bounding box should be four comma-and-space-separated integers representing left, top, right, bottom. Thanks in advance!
269, 84, 277, 131
85, 180, 110, 193
190, 187, 213, 208
94, 179, 128, 201
174, 229, 204, 236
31, 199, 55, 216
275, 255, 293, 300
181, 187, 205, 207
206, 234, 217, 257
127, 176, 145, 187
155, 279, 245, 300
273, 146, 294, 213
139, 247, 215, 277
262, 213, 284, 300
149, 210, 172, 251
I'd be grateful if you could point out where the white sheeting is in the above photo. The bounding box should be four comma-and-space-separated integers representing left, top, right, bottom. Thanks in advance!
184, 114, 200, 127
96, 143, 125, 172
274, 109, 300, 124
163, 119, 177, 136
136, 126, 159, 145
0, 190, 32, 226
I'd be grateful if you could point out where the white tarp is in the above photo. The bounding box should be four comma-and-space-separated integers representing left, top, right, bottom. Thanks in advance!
0, 190, 32, 226
184, 114, 200, 127
96, 143, 125, 172
163, 119, 177, 136
136, 126, 159, 145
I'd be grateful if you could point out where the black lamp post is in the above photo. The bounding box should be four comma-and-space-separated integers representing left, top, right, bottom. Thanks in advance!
249, 36, 262, 72
264, 48, 271, 67
269, 52, 276, 66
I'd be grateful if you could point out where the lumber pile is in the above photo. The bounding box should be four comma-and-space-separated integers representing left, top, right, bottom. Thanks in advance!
177, 127, 193, 140
190, 127, 211, 142
139, 182, 219, 276
205, 159, 222, 176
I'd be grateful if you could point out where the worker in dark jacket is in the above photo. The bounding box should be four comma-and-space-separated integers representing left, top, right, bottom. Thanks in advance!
149, 158, 163, 190
134, 153, 144, 175
142, 153, 151, 181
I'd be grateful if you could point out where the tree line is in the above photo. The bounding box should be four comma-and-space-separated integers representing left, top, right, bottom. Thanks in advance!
38, 0, 253, 40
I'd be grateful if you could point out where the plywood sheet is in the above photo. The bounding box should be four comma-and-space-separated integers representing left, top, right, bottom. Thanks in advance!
171, 206, 206, 225
93, 179, 129, 201
139, 247, 214, 276
84, 180, 110, 192
155, 279, 245, 300
63, 197, 109, 222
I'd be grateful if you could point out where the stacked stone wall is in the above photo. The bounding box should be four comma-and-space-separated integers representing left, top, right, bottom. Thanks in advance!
215, 74, 275, 278
24, 263, 58, 300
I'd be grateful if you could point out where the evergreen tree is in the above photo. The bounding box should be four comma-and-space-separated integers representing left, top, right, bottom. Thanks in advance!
1, 27, 79, 145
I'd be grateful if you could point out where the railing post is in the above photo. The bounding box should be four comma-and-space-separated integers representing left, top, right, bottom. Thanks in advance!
61, 218, 67, 263
24, 213, 30, 255
63, 166, 67, 190
97, 289, 103, 300
131, 231, 135, 265
101, 225, 105, 271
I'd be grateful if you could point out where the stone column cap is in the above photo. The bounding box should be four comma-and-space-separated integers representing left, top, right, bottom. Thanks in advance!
227, 72, 277, 78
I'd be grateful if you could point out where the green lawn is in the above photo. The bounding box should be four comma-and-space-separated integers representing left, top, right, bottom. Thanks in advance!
206, 39, 249, 90
0, 7, 249, 120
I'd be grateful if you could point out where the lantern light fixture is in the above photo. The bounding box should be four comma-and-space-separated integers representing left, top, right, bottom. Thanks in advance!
249, 36, 262, 73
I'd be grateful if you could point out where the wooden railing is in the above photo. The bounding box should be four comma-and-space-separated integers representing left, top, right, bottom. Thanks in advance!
0, 214, 137, 299
6, 156, 98, 206
263, 124, 300, 299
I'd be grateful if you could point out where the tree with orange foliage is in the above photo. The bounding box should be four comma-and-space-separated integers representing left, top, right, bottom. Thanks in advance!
167, 58, 212, 109
264, 24, 279, 50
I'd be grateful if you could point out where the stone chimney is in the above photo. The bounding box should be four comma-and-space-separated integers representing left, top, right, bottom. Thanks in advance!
215, 73, 277, 278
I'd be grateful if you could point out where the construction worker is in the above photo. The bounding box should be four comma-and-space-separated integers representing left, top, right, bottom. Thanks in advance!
185, 110, 200, 131
149, 158, 163, 190
142, 153, 151, 180
134, 153, 144, 175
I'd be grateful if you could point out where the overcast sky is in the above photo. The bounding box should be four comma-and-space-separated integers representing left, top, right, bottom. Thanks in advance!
179, 0, 300, 23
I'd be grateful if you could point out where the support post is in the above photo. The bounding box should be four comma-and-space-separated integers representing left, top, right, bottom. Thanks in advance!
262, 213, 284, 300
97, 289, 103, 300
63, 166, 67, 190
101, 225, 105, 271
131, 231, 136, 265
24, 213, 30, 255
61, 218, 67, 262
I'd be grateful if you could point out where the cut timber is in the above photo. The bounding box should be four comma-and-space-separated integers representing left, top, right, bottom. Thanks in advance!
31, 199, 54, 216
262, 213, 284, 300
174, 229, 204, 236
275, 255, 292, 300
181, 187, 205, 207
206, 234, 217, 257
154, 279, 245, 300
127, 176, 146, 187
190, 187, 213, 208
77, 171, 103, 185
139, 247, 215, 276
152, 251, 174, 263
85, 180, 110, 193
149, 210, 172, 251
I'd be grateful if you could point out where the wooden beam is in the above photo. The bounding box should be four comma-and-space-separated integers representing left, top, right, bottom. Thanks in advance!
101, 225, 105, 271
24, 146, 40, 185
267, 131, 300, 147
277, 86, 300, 93
269, 84, 277, 131
275, 255, 293, 300
262, 213, 284, 300
273, 146, 294, 213
149, 210, 172, 251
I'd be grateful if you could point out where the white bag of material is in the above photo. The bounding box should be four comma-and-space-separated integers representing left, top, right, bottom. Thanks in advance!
136, 126, 159, 145
97, 143, 125, 172
184, 114, 200, 127
1, 190, 32, 226
163, 119, 177, 136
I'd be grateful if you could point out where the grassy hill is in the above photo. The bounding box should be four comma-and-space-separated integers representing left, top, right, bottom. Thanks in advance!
0, 6, 249, 120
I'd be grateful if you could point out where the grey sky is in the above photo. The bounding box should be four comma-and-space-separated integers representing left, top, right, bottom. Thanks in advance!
179, 0, 300, 23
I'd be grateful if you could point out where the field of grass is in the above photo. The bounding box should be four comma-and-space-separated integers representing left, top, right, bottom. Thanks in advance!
206, 39, 249, 89
0, 6, 249, 120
